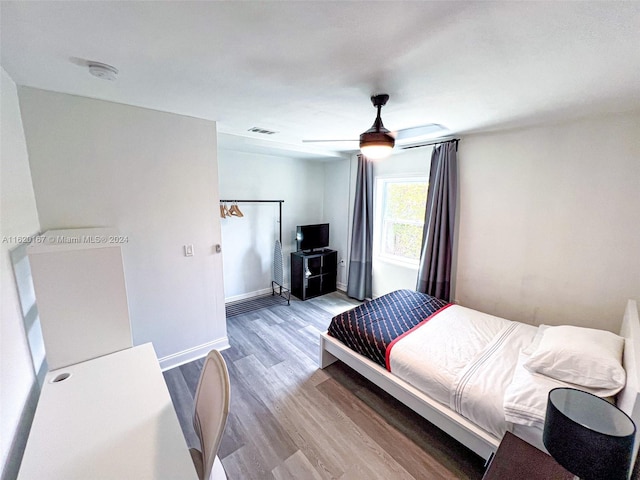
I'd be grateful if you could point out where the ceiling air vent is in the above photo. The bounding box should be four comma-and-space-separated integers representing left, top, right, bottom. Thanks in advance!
248, 127, 278, 135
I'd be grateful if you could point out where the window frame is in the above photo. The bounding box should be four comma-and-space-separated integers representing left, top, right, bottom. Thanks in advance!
373, 175, 428, 268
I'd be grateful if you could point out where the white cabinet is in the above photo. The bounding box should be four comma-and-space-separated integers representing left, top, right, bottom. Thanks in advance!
27, 228, 132, 370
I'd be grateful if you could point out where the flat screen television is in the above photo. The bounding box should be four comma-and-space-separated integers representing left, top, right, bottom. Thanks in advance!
296, 223, 329, 252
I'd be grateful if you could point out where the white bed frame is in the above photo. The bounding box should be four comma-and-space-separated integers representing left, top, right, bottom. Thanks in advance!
319, 299, 640, 465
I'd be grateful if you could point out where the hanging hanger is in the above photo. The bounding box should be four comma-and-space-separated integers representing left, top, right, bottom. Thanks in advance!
228, 201, 244, 217
235, 203, 244, 217
219, 203, 227, 219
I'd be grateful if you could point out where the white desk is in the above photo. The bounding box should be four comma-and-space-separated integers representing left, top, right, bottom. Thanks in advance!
18, 343, 198, 479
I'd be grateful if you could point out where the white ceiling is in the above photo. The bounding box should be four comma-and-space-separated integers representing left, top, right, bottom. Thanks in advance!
2, 1, 640, 160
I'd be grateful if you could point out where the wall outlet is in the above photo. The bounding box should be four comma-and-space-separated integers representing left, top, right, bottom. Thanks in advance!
184, 244, 194, 257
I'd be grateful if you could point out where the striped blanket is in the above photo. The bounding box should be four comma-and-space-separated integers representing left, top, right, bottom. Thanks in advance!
327, 289, 448, 368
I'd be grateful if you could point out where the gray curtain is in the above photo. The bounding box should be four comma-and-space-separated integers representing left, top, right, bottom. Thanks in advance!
347, 155, 373, 300
416, 140, 458, 301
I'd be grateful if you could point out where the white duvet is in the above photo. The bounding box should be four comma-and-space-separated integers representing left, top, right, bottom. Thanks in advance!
388, 305, 537, 438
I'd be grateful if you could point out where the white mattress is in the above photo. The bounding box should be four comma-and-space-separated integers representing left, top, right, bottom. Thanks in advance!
388, 305, 538, 438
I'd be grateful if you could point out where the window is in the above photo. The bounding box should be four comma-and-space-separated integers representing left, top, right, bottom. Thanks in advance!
375, 177, 428, 265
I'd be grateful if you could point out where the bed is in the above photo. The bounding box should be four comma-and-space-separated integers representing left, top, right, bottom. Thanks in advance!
319, 290, 640, 466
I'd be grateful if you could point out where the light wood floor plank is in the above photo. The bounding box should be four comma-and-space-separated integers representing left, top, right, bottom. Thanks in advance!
225, 356, 299, 469
317, 372, 459, 480
162, 367, 199, 448
272, 451, 324, 480
222, 444, 276, 480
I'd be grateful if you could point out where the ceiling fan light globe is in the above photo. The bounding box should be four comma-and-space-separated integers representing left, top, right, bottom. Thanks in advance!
360, 144, 394, 160
359, 130, 395, 159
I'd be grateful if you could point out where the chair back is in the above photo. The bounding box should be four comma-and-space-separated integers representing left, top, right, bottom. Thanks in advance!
193, 349, 230, 480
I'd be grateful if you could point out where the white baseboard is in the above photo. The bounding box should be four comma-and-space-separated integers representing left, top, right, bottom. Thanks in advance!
158, 336, 230, 371
337, 283, 347, 292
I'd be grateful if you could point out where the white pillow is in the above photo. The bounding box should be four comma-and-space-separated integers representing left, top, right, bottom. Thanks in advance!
523, 325, 625, 393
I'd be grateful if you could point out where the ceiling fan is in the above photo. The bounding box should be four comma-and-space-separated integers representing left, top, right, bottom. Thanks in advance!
303, 94, 447, 159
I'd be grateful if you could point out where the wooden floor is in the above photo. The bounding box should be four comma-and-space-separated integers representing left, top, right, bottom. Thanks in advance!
163, 292, 486, 480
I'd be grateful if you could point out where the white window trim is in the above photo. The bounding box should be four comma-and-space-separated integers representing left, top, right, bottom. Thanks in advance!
373, 176, 428, 268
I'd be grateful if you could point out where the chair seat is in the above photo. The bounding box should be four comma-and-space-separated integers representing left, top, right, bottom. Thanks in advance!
192, 349, 230, 480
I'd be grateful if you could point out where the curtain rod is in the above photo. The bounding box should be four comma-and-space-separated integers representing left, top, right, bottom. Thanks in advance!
400, 138, 460, 151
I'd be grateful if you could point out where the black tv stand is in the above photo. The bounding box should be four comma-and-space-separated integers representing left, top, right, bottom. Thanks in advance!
302, 248, 331, 254
291, 249, 337, 301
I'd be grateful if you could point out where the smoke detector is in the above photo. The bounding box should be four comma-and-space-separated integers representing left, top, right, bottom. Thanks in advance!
88, 62, 118, 81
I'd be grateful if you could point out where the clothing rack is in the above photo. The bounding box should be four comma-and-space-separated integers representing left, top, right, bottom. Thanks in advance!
219, 199, 284, 242
219, 199, 290, 307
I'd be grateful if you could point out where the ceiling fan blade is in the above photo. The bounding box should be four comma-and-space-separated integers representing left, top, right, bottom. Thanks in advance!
303, 124, 448, 145
302, 139, 358, 143
393, 124, 448, 141
302, 96, 448, 147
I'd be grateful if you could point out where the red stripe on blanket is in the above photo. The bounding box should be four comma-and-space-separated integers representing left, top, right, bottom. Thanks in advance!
385, 303, 453, 371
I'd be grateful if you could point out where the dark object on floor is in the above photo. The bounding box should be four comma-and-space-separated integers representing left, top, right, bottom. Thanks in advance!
483, 431, 573, 480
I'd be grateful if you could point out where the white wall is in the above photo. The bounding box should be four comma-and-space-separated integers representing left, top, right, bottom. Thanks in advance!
217, 149, 326, 299
323, 158, 351, 289
0, 68, 41, 480
18, 88, 227, 368
455, 111, 640, 332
